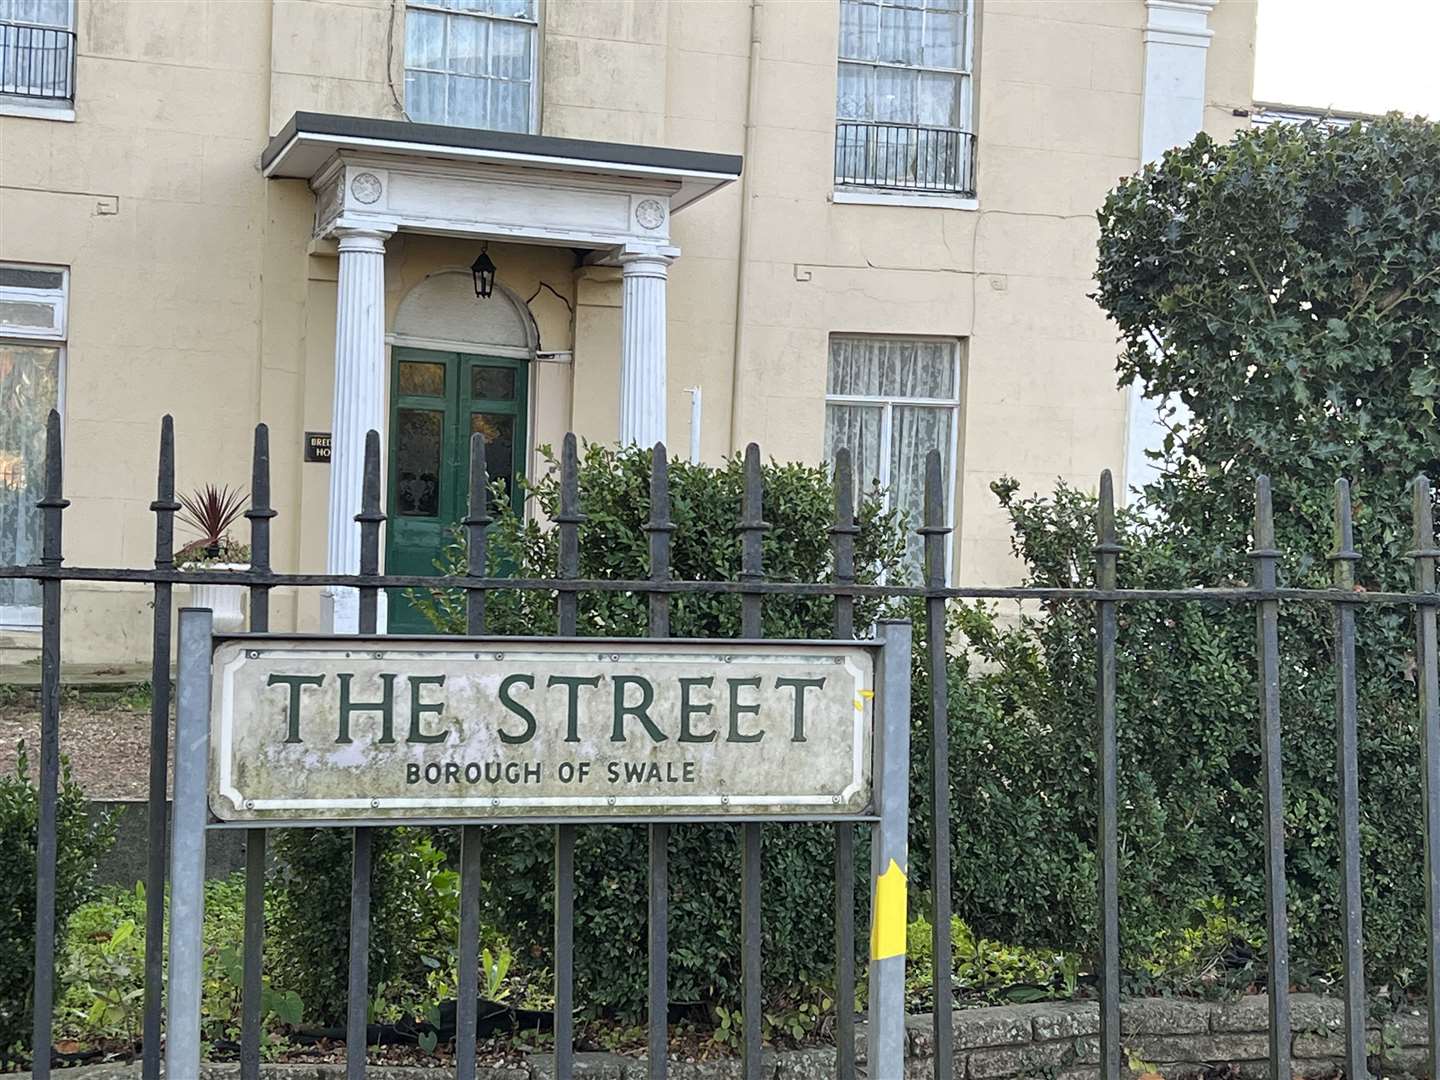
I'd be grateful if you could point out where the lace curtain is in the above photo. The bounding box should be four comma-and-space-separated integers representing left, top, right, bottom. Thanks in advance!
405, 0, 535, 132
824, 337, 958, 582
0, 0, 73, 99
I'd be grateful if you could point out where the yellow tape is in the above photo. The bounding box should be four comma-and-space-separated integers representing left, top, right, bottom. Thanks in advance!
869, 858, 908, 961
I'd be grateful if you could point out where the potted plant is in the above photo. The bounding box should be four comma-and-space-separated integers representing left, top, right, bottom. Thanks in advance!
176, 483, 250, 631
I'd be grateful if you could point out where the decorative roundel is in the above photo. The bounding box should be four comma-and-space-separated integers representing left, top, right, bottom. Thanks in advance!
350, 172, 383, 204
635, 198, 666, 230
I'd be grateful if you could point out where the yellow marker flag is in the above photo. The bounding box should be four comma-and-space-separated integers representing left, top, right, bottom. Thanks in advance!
869, 858, 907, 961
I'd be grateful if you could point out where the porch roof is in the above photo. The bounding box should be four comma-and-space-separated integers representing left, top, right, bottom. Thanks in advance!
261, 111, 742, 212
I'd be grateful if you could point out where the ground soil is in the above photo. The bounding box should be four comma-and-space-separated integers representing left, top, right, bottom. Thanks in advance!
0, 691, 170, 800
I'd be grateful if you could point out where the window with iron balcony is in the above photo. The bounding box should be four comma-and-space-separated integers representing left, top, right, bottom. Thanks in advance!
0, 0, 75, 118
834, 0, 975, 200
404, 0, 538, 133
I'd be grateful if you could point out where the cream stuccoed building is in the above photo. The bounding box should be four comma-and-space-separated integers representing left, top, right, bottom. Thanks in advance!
0, 0, 1256, 658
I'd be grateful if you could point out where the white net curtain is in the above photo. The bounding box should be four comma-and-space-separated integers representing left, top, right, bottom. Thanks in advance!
825, 337, 960, 582
404, 0, 536, 132
834, 0, 970, 190
0, 0, 73, 99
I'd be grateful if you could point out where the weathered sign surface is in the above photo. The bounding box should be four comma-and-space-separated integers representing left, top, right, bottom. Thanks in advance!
209, 637, 876, 823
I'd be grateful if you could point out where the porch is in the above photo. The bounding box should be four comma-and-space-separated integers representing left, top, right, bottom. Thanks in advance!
261, 112, 741, 631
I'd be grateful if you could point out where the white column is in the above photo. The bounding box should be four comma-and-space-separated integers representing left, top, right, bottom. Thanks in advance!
618, 250, 674, 448
1124, 0, 1217, 499
325, 226, 393, 633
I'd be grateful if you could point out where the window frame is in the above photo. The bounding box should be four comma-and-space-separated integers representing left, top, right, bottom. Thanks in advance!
0, 261, 68, 630
833, 0, 976, 197
0, 0, 77, 120
402, 0, 541, 134
824, 334, 963, 583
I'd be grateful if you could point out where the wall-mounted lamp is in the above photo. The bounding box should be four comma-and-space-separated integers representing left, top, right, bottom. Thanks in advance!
471, 244, 497, 299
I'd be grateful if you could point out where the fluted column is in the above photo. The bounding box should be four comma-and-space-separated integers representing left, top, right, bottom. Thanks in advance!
618, 250, 674, 447
325, 226, 393, 633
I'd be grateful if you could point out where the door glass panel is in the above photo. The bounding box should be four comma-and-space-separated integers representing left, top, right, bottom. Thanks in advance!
471, 412, 515, 509
399, 361, 446, 398
396, 408, 444, 517
0, 343, 60, 614
471, 365, 516, 401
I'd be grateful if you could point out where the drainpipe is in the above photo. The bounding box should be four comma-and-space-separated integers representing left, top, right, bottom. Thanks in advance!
727, 0, 763, 450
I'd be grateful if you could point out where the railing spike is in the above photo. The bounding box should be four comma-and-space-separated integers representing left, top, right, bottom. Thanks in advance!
142, 414, 178, 1080
921, 447, 955, 1078
462, 431, 492, 637
1094, 466, 1122, 1080
1328, 476, 1366, 1080
30, 408, 66, 1080
1412, 473, 1440, 1080
1249, 472, 1290, 1080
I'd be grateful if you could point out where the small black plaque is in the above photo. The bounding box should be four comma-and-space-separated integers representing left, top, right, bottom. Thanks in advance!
305, 432, 332, 463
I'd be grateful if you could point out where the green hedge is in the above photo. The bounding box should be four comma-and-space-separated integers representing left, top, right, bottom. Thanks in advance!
269, 438, 1430, 1020
418, 445, 908, 1017
910, 480, 1426, 995
270, 444, 908, 1020
268, 828, 461, 1027
0, 745, 115, 1065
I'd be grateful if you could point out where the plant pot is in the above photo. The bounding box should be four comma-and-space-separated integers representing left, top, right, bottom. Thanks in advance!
188, 562, 249, 632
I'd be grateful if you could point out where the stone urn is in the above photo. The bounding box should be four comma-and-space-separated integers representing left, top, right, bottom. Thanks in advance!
188, 562, 249, 632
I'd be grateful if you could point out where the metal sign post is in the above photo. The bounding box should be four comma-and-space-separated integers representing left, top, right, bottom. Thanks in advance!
167, 607, 213, 1080
164, 615, 908, 1077
869, 619, 912, 1078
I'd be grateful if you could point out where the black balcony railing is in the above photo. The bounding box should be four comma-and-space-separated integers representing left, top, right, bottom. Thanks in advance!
834, 121, 976, 197
1, 22, 75, 102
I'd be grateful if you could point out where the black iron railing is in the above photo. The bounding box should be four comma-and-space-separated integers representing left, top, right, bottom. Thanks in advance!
0, 22, 75, 101
5, 410, 1440, 1080
834, 121, 976, 197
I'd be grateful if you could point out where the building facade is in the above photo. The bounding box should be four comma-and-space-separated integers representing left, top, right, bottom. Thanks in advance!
0, 0, 1256, 659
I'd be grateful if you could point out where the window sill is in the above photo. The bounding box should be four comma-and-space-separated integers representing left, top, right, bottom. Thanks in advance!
831, 189, 978, 211
0, 97, 75, 122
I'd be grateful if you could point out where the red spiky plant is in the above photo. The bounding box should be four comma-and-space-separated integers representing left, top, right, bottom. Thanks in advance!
176, 483, 249, 563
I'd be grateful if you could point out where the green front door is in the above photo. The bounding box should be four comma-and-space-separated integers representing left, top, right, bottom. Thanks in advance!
386, 349, 528, 633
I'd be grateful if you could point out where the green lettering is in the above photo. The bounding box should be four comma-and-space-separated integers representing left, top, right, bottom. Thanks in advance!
547, 675, 602, 742
678, 676, 717, 743
774, 676, 826, 742
612, 675, 666, 743
267, 673, 324, 744
407, 674, 449, 744
726, 676, 764, 743
337, 672, 396, 744
498, 673, 537, 744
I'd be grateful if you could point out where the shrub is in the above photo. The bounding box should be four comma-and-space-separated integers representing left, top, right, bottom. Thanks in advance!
411, 443, 909, 1019
0, 743, 115, 1065
917, 479, 1426, 994
268, 829, 459, 1027
1077, 114, 1440, 990
57, 875, 302, 1056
